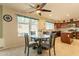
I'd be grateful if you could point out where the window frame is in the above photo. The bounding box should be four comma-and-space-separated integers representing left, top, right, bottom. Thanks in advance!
45, 21, 54, 30
16, 14, 39, 37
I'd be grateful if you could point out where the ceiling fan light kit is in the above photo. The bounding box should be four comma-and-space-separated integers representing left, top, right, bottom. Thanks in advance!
36, 10, 41, 13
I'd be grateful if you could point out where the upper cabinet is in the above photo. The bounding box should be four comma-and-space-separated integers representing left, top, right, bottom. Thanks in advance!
54, 22, 68, 29
54, 23, 62, 29
54, 20, 79, 29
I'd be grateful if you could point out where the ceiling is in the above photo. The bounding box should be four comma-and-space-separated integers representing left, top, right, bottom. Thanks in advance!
2, 3, 79, 22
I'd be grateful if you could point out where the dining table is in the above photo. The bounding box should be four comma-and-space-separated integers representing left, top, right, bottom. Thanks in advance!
30, 35, 50, 54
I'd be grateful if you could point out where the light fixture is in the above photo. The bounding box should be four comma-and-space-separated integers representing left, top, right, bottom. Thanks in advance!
36, 10, 41, 14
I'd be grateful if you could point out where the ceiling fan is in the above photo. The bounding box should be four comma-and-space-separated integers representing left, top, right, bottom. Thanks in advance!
28, 3, 52, 16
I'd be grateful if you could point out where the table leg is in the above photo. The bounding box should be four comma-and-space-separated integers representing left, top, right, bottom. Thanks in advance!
37, 39, 42, 54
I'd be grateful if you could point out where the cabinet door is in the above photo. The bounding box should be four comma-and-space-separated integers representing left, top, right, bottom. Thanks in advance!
61, 33, 72, 44
76, 21, 79, 27
61, 23, 67, 28
76, 32, 79, 39
54, 23, 62, 28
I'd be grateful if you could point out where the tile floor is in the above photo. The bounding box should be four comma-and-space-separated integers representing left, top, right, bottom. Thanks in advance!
0, 37, 79, 56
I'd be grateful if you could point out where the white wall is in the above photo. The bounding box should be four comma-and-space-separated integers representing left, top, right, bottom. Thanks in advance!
1, 5, 47, 49
0, 5, 4, 48
2, 6, 25, 48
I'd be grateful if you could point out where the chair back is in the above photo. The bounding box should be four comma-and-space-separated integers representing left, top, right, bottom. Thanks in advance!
49, 33, 56, 48
24, 33, 29, 46
30, 31, 36, 35
43, 31, 51, 35
30, 31, 37, 41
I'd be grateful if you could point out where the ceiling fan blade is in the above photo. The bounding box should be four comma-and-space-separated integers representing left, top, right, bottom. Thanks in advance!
39, 3, 47, 9
28, 4, 36, 9
36, 5, 40, 9
36, 3, 46, 9
26, 10, 36, 14
41, 9, 51, 12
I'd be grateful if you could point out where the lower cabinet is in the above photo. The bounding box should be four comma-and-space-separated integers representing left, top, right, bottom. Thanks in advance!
61, 32, 73, 44
76, 32, 79, 39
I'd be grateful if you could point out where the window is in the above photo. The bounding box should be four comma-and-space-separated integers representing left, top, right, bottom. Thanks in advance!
17, 15, 38, 36
30, 19, 38, 36
45, 22, 54, 30
17, 16, 30, 36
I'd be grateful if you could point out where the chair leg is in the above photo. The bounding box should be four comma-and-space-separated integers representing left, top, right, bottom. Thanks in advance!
49, 48, 51, 56
53, 46, 56, 56
24, 43, 26, 54
24, 37, 27, 55
27, 46, 29, 56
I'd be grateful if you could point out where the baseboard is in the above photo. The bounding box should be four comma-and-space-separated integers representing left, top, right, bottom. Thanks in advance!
0, 38, 4, 48
0, 44, 24, 51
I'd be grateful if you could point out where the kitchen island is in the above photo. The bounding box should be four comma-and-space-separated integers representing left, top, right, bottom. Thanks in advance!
61, 31, 73, 44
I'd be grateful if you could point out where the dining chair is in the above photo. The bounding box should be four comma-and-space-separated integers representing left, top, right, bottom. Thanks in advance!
30, 31, 38, 48
24, 33, 37, 56
42, 32, 56, 56
43, 31, 51, 41
30, 31, 37, 41
49, 33, 56, 56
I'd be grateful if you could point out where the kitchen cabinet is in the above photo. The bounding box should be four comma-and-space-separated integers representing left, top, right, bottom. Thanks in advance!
61, 32, 73, 44
54, 23, 62, 29
76, 32, 79, 39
